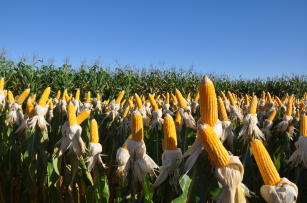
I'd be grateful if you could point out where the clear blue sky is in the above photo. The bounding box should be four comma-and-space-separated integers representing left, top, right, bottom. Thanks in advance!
0, 0, 306, 79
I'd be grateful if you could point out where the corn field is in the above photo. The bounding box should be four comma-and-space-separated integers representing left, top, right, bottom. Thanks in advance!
0, 56, 307, 203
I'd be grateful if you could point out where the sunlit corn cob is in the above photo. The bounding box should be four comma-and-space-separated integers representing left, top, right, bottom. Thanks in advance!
251, 139, 281, 186
199, 124, 230, 167
85, 91, 91, 103
135, 93, 143, 109
76, 110, 91, 125
75, 89, 80, 101
175, 111, 182, 126
286, 100, 293, 116
0, 78, 4, 91
175, 89, 187, 109
221, 92, 227, 101
16, 88, 30, 105
267, 110, 277, 121
227, 91, 236, 106
68, 103, 78, 126
48, 98, 54, 110
199, 76, 218, 126
249, 96, 258, 115
56, 90, 61, 100
115, 91, 125, 105
26, 100, 35, 118
7, 91, 15, 104
149, 94, 159, 111
163, 114, 177, 150
193, 91, 200, 103
122, 106, 130, 118
131, 111, 144, 142
121, 99, 126, 106
165, 93, 170, 104
38, 87, 51, 106
301, 115, 307, 137
218, 96, 228, 121
90, 119, 99, 143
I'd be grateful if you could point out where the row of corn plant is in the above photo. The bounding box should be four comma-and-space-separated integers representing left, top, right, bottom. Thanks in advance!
0, 74, 306, 202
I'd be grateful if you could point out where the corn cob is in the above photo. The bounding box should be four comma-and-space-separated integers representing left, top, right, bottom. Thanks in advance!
251, 139, 281, 186
175, 89, 187, 109
85, 92, 91, 103
165, 93, 170, 104
121, 99, 126, 106
244, 94, 250, 105
68, 103, 77, 126
193, 91, 200, 103
301, 115, 307, 137
62, 89, 67, 101
135, 93, 143, 109
38, 87, 51, 106
48, 98, 54, 110
7, 91, 15, 104
218, 96, 228, 121
227, 91, 236, 106
16, 88, 30, 105
267, 110, 277, 121
175, 111, 182, 126
249, 96, 258, 115
221, 92, 227, 101
199, 76, 218, 126
26, 100, 35, 118
56, 90, 61, 100
171, 93, 178, 104
0, 78, 4, 91
131, 111, 144, 141
90, 119, 99, 143
115, 91, 125, 105
286, 100, 293, 116
76, 110, 91, 125
199, 125, 230, 167
187, 93, 191, 101
75, 89, 80, 101
122, 106, 130, 118
149, 94, 159, 111
128, 98, 134, 108
267, 92, 273, 104
163, 114, 177, 150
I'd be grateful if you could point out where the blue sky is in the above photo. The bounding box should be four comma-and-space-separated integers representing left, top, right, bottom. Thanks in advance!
0, 0, 306, 78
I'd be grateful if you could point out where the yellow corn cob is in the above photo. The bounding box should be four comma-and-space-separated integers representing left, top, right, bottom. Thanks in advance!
199, 125, 230, 167
38, 87, 51, 106
193, 91, 200, 103
141, 96, 146, 105
26, 100, 35, 118
156, 95, 161, 101
244, 94, 250, 105
175, 89, 187, 109
267, 110, 277, 121
76, 110, 91, 125
90, 119, 99, 143
105, 99, 110, 105
128, 98, 134, 108
221, 92, 227, 101
149, 94, 159, 111
0, 78, 4, 91
115, 91, 125, 105
163, 114, 177, 150
75, 89, 80, 101
187, 93, 191, 101
218, 96, 228, 121
55, 90, 61, 100
96, 93, 101, 102
295, 110, 300, 119
85, 92, 91, 103
175, 111, 182, 126
121, 99, 126, 106
48, 98, 54, 110
165, 93, 170, 104
16, 88, 30, 105
122, 106, 130, 118
62, 89, 67, 101
135, 93, 143, 109
301, 115, 307, 137
199, 76, 218, 126
249, 96, 258, 115
131, 111, 144, 141
227, 91, 236, 106
171, 93, 178, 104
261, 91, 266, 100
286, 101, 293, 116
67, 103, 77, 126
267, 92, 273, 104
7, 91, 15, 104
275, 96, 283, 107
251, 139, 281, 186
